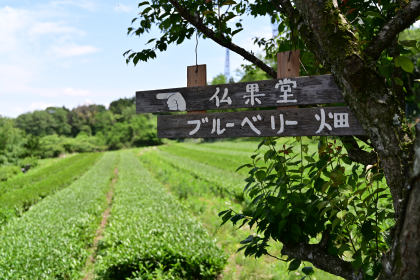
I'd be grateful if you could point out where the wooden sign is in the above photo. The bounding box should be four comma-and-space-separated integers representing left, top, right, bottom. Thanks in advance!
157, 107, 366, 138
136, 75, 344, 113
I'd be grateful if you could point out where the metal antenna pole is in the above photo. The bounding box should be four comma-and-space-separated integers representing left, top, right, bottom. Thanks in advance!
224, 48, 230, 82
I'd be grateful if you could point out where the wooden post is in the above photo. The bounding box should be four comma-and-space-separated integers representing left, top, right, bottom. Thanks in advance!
277, 50, 300, 109
187, 64, 207, 114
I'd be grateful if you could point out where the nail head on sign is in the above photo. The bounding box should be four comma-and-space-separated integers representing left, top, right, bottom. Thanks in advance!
195, 80, 197, 83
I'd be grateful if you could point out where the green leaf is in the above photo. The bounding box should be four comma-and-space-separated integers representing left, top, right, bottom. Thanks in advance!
399, 40, 418, 48
240, 235, 254, 244
302, 266, 314, 275
220, 211, 233, 226
317, 200, 329, 210
232, 28, 243, 36
332, 217, 341, 231
218, 209, 230, 217
337, 210, 347, 219
394, 56, 414, 73
378, 64, 394, 79
362, 262, 375, 276
255, 170, 266, 181
288, 259, 301, 271
290, 223, 301, 236
236, 164, 252, 172
322, 181, 330, 193
393, 77, 404, 86
314, 178, 326, 191
351, 254, 363, 270
338, 244, 351, 255
138, 1, 149, 7
278, 219, 287, 231
361, 221, 376, 242
364, 11, 385, 20
304, 156, 315, 163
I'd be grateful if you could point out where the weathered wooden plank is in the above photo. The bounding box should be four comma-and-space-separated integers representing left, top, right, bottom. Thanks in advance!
157, 107, 366, 138
137, 74, 344, 113
277, 50, 299, 110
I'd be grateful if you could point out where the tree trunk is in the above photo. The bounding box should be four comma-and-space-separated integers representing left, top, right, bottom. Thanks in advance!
290, 0, 415, 278
378, 123, 420, 279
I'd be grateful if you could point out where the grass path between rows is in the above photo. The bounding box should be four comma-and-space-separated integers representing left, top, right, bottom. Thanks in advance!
0, 152, 118, 279
82, 165, 119, 280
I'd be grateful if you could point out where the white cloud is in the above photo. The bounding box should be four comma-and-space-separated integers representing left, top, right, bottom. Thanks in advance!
113, 4, 133, 13
0, 7, 29, 54
82, 99, 93, 106
51, 44, 100, 57
63, 87, 90, 96
29, 22, 84, 36
50, 0, 96, 11
29, 102, 55, 111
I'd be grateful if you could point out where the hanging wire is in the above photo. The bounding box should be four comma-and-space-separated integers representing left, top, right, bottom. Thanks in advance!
300, 59, 311, 77
195, 29, 199, 73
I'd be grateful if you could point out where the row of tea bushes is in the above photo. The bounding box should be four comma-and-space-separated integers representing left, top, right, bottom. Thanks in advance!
0, 153, 102, 225
155, 149, 244, 201
0, 152, 117, 279
138, 150, 217, 199
94, 152, 227, 280
160, 144, 252, 175
0, 153, 87, 197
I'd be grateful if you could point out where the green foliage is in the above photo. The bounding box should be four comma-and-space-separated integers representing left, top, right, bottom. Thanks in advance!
94, 152, 227, 279
0, 154, 88, 197
221, 137, 393, 279
3, 99, 163, 165
15, 107, 71, 137
0, 152, 118, 279
109, 97, 135, 115
139, 149, 217, 199
156, 147, 244, 200
0, 153, 102, 225
0, 116, 27, 166
0, 166, 21, 182
209, 73, 228, 85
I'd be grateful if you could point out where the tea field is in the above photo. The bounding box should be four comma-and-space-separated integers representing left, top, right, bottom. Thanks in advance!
0, 140, 342, 280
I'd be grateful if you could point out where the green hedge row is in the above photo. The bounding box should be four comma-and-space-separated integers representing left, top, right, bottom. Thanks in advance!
0, 153, 88, 197
0, 152, 118, 279
138, 150, 217, 199
155, 149, 244, 200
0, 152, 102, 225
95, 152, 227, 280
160, 144, 252, 175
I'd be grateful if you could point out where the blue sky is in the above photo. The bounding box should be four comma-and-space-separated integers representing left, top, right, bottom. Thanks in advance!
0, 0, 273, 118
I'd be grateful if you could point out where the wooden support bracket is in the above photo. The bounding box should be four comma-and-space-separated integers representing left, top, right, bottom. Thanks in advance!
187, 64, 207, 114
277, 50, 300, 110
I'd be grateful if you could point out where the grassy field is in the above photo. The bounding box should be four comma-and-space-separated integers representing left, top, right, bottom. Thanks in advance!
0, 140, 346, 279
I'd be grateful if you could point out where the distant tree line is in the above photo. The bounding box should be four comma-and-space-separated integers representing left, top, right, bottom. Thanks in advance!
0, 97, 162, 169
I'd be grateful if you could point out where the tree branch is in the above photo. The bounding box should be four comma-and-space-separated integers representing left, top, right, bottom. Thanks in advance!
340, 136, 377, 166
270, 0, 294, 17
364, 0, 420, 60
167, 0, 277, 78
281, 237, 363, 280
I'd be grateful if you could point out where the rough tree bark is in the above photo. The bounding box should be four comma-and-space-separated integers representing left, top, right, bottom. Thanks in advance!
167, 0, 420, 278
379, 122, 420, 280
